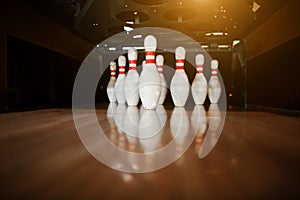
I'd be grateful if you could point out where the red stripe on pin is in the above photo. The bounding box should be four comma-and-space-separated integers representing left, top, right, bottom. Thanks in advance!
176, 59, 185, 63
129, 60, 136, 65
176, 66, 184, 70
111, 70, 116, 72
145, 51, 155, 56
146, 59, 155, 64
129, 67, 136, 70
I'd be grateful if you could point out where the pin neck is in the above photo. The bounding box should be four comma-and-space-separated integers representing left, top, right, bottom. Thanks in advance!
157, 65, 163, 74
110, 69, 116, 78
176, 59, 185, 70
129, 60, 136, 70
145, 51, 155, 64
211, 68, 218, 76
196, 64, 204, 74
119, 66, 125, 75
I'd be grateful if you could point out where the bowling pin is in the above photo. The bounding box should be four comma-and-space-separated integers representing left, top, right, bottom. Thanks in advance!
106, 61, 117, 103
138, 35, 161, 110
191, 54, 207, 105
170, 46, 190, 107
208, 59, 221, 104
156, 55, 167, 104
124, 48, 140, 106
115, 56, 126, 104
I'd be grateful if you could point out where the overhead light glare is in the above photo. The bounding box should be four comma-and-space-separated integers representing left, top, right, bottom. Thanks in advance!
205, 31, 228, 36
123, 26, 134, 32
125, 21, 134, 24
108, 47, 116, 51
122, 46, 144, 51
232, 40, 240, 46
252, 1, 261, 13
133, 34, 142, 39
218, 44, 229, 48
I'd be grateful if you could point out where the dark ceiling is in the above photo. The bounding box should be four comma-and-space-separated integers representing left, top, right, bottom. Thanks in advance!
20, 0, 290, 47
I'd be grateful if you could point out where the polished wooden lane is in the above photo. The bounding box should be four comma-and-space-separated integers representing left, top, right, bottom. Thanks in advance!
0, 106, 299, 199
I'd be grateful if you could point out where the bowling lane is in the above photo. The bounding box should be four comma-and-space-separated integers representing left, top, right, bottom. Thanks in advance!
0, 106, 300, 199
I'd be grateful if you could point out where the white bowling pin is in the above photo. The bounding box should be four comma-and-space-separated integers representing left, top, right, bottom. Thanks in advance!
138, 35, 161, 110
191, 54, 207, 105
208, 59, 221, 104
115, 56, 126, 104
170, 46, 190, 107
125, 48, 140, 106
156, 55, 167, 105
106, 61, 117, 103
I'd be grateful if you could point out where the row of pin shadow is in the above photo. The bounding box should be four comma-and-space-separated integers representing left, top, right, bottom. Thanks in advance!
104, 102, 223, 158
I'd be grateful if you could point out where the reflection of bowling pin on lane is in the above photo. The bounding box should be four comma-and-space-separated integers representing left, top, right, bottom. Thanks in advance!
139, 109, 162, 153
208, 59, 222, 104
191, 105, 207, 153
115, 56, 126, 104
114, 104, 127, 149
170, 107, 189, 156
192, 54, 207, 105
139, 35, 161, 110
107, 61, 117, 103
156, 55, 167, 105
125, 48, 139, 106
107, 102, 117, 119
197, 103, 223, 159
207, 103, 221, 131
114, 103, 127, 134
123, 106, 139, 151
156, 104, 167, 129
107, 102, 118, 144
170, 46, 190, 107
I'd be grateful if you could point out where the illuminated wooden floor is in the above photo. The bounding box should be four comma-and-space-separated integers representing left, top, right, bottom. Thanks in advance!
0, 105, 300, 199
